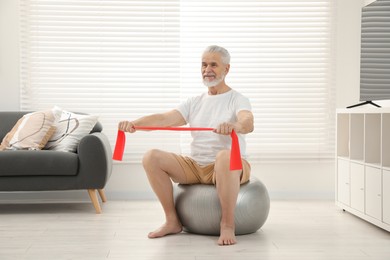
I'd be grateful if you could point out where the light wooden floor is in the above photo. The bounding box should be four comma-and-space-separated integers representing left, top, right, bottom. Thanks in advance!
0, 200, 389, 260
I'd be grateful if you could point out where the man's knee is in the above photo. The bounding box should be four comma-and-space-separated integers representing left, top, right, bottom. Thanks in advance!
142, 149, 163, 167
215, 149, 242, 181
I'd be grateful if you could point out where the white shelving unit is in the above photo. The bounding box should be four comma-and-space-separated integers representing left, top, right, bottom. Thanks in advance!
336, 108, 390, 231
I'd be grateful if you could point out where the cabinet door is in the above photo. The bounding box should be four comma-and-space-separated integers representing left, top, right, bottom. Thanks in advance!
365, 166, 382, 220
383, 170, 390, 224
337, 159, 350, 206
350, 162, 365, 212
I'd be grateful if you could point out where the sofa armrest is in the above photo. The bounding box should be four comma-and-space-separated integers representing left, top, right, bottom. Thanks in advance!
77, 132, 113, 189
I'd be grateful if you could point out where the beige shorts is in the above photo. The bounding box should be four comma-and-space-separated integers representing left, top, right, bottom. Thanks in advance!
171, 154, 251, 185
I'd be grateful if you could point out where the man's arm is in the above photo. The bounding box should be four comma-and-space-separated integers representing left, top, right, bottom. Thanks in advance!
118, 109, 187, 133
214, 110, 254, 135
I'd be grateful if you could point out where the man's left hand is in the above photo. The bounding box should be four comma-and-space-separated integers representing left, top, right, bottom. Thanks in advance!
214, 122, 237, 135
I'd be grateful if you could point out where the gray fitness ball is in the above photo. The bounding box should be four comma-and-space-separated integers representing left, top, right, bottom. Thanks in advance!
173, 177, 270, 236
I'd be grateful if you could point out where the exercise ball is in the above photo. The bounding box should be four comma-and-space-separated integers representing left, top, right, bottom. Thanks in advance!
173, 177, 270, 236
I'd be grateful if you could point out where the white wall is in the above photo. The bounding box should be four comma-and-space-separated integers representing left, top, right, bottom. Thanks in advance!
0, 0, 374, 201
335, 0, 361, 108
0, 0, 19, 110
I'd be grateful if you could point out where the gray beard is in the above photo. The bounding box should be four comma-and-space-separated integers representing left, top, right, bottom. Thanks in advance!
202, 75, 225, 87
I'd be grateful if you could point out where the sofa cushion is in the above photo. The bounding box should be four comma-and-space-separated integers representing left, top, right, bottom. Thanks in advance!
45, 110, 99, 152
0, 150, 78, 177
0, 107, 62, 151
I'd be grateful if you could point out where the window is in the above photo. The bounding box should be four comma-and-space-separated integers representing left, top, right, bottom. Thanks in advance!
20, 0, 335, 162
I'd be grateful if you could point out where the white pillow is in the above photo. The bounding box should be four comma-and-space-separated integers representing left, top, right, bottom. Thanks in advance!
0, 107, 62, 151
45, 110, 98, 152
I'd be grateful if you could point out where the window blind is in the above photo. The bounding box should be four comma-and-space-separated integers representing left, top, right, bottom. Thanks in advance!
20, 0, 335, 162
20, 0, 182, 162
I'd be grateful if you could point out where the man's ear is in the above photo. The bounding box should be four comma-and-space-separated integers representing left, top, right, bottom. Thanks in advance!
225, 64, 230, 74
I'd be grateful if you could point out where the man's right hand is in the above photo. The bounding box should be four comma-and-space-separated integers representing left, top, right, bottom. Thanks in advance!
118, 121, 136, 133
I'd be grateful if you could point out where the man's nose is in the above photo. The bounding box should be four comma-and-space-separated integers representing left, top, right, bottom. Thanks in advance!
205, 65, 213, 72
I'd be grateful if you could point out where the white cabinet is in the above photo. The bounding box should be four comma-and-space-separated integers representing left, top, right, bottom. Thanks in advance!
365, 166, 382, 220
336, 108, 390, 232
337, 159, 350, 206
350, 162, 365, 213
383, 170, 390, 224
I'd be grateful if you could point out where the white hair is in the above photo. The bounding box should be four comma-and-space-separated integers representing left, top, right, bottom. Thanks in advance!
203, 45, 231, 64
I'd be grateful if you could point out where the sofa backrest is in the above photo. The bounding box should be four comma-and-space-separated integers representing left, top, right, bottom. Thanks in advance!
0, 112, 26, 140
0, 111, 102, 140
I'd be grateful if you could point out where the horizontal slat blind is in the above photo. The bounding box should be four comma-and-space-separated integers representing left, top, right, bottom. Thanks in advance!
179, 0, 335, 160
20, 0, 335, 162
20, 0, 182, 161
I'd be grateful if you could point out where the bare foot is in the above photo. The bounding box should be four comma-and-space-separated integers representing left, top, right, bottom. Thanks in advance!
148, 221, 182, 238
218, 225, 237, 246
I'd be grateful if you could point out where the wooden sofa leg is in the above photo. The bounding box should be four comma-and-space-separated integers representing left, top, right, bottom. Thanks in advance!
98, 189, 107, 203
88, 189, 102, 214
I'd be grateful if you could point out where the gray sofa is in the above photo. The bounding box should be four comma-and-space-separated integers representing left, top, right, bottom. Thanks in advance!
0, 111, 112, 213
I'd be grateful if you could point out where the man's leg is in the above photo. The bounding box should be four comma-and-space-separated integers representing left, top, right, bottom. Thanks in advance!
142, 149, 187, 238
214, 150, 241, 246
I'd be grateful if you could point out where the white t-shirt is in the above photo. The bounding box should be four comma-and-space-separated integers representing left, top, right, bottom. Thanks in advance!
176, 89, 252, 165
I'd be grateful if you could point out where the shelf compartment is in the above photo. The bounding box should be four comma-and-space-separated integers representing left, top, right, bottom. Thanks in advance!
382, 114, 390, 168
365, 114, 381, 165
350, 114, 364, 161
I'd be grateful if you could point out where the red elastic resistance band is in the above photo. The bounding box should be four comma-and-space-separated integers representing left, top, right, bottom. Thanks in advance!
112, 126, 242, 170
